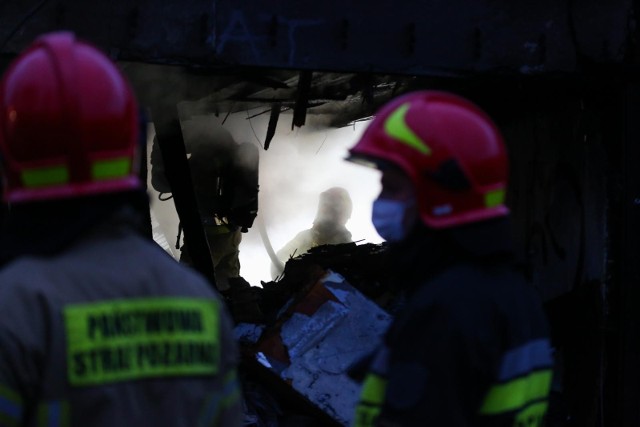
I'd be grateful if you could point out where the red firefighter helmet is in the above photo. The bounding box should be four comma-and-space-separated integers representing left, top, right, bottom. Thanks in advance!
0, 31, 141, 204
349, 90, 509, 229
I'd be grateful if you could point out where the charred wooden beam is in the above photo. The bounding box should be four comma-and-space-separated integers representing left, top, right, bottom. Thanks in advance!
151, 104, 216, 288
292, 70, 312, 129
265, 102, 281, 150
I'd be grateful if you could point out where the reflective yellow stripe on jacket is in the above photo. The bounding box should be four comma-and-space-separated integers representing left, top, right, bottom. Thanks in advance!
353, 373, 387, 427
479, 338, 553, 426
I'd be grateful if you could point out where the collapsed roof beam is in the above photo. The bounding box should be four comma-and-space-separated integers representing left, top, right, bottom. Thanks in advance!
292, 70, 312, 129
265, 102, 281, 150
151, 104, 217, 288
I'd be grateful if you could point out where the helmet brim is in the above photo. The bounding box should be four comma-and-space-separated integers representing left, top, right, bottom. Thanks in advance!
345, 152, 397, 171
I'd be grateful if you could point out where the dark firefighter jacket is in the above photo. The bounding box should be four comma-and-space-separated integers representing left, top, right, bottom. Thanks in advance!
353, 221, 553, 427
0, 210, 242, 427
150, 132, 259, 233
270, 222, 353, 279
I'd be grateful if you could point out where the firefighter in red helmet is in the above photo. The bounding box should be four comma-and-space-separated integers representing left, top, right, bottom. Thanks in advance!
347, 91, 553, 426
0, 32, 241, 426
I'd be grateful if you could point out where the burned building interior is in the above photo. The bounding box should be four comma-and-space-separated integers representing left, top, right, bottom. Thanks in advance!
2, 0, 640, 426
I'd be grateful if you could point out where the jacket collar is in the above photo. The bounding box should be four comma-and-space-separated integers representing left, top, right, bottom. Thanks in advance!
386, 217, 515, 292
0, 191, 148, 266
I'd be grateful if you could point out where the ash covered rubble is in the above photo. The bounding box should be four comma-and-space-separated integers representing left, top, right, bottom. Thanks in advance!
225, 242, 400, 426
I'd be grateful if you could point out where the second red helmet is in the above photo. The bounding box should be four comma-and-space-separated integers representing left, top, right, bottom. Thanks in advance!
349, 90, 509, 229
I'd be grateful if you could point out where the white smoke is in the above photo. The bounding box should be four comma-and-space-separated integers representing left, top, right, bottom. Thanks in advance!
147, 109, 383, 287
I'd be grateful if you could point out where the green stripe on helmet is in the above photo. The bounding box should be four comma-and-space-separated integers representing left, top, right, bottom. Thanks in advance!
384, 103, 431, 155
21, 165, 69, 188
92, 157, 131, 180
484, 188, 505, 208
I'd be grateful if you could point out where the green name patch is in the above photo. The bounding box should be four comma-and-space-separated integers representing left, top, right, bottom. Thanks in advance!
64, 297, 220, 386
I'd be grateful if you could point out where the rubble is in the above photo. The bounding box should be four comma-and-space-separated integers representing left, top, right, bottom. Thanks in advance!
229, 242, 397, 426
275, 272, 391, 425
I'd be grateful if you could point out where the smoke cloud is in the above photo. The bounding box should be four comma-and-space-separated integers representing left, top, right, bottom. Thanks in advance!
147, 109, 383, 287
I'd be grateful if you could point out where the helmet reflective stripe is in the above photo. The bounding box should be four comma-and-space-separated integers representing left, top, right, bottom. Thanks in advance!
20, 157, 132, 188
383, 103, 431, 155
484, 188, 506, 208
92, 157, 131, 180
21, 165, 69, 188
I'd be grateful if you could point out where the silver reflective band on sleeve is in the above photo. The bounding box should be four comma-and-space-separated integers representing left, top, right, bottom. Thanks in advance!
0, 385, 23, 427
37, 401, 69, 427
369, 346, 390, 376
497, 339, 553, 381
198, 370, 241, 426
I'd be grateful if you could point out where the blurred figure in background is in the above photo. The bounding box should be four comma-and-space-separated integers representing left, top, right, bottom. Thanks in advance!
0, 32, 241, 426
347, 91, 553, 426
271, 186, 353, 279
151, 118, 259, 291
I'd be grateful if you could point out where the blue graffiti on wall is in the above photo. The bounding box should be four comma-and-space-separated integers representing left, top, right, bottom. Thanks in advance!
209, 8, 324, 66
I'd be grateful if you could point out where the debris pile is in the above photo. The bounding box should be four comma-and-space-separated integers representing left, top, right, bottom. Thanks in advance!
229, 242, 397, 426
